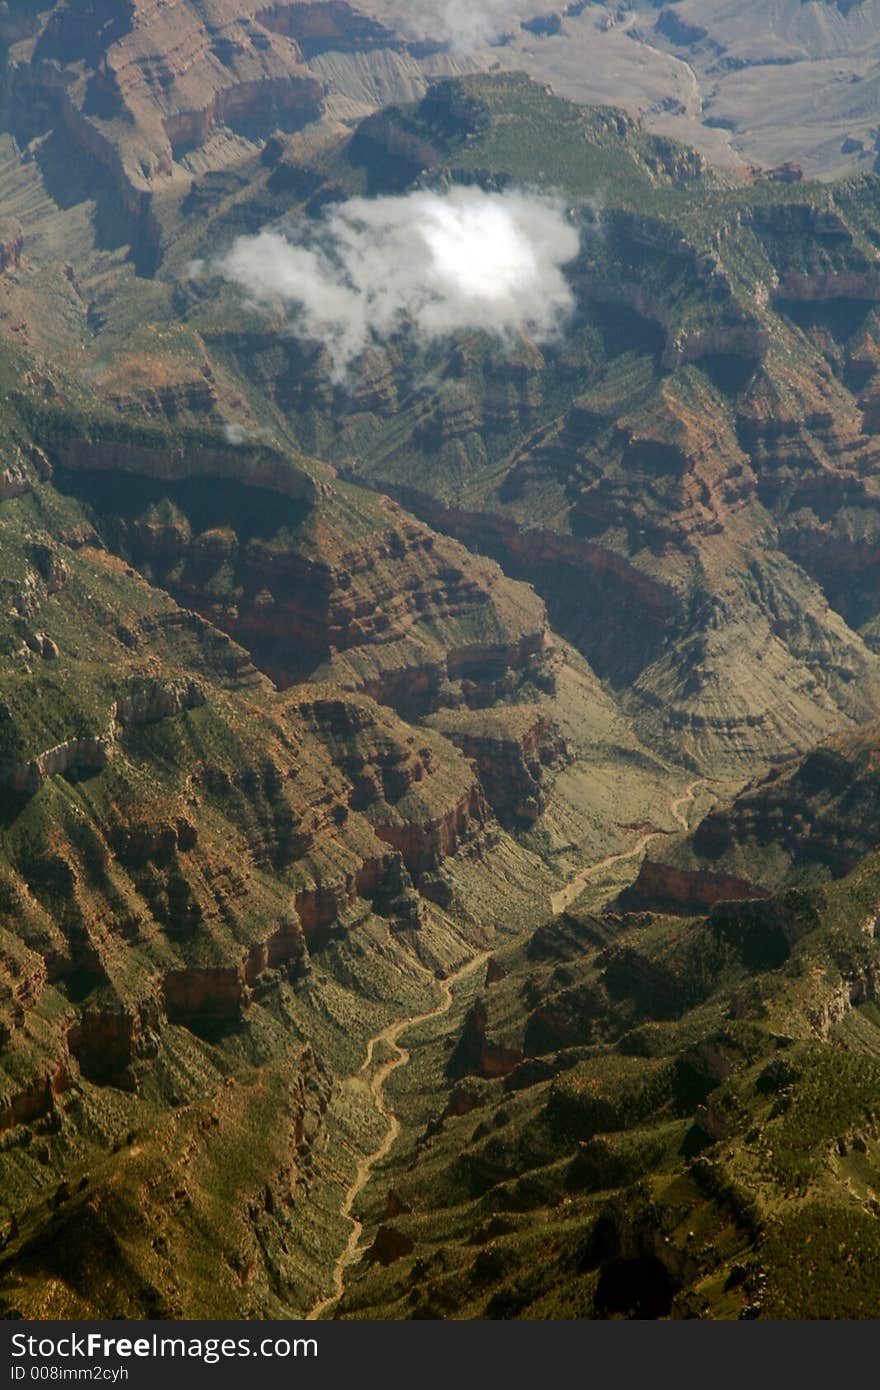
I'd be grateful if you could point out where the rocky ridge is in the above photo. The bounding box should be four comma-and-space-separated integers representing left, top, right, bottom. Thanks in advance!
624, 721, 880, 915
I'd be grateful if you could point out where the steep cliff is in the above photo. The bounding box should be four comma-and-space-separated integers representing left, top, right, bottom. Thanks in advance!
426, 705, 570, 829
625, 721, 880, 914
54, 463, 554, 713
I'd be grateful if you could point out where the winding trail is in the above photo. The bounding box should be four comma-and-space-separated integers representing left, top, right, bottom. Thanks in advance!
550, 778, 706, 916
308, 777, 708, 1319
307, 948, 491, 1320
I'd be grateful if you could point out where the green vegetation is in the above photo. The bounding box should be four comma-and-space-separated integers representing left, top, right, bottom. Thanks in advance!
328, 858, 880, 1320
4, 58, 880, 1321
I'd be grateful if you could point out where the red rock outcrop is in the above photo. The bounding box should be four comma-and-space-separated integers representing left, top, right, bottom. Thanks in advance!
0, 460, 33, 503
67, 1002, 158, 1088
164, 965, 247, 1028
255, 3, 398, 58
619, 859, 768, 916
10, 1, 326, 237
0, 1057, 71, 1135
59, 467, 554, 717
0, 5, 317, 277
114, 678, 207, 728
0, 734, 113, 796
343, 480, 678, 687
428, 706, 569, 828
485, 956, 506, 986
372, 783, 488, 878
364, 1224, 414, 1266
244, 916, 309, 983
0, 221, 23, 276
51, 436, 321, 506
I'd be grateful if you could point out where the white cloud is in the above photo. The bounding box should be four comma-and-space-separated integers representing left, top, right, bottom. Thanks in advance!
223, 423, 250, 445
216, 186, 580, 381
384, 0, 520, 50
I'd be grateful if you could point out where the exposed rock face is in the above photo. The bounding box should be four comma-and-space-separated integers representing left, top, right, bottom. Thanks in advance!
55, 467, 554, 717
0, 1059, 71, 1135
255, 2, 398, 58
576, 251, 765, 378
0, 221, 23, 275
67, 1003, 157, 1088
619, 859, 768, 916
245, 915, 309, 982
294, 688, 491, 885
775, 270, 880, 306
427, 707, 569, 828
0, 735, 112, 796
162, 74, 324, 160
8, 1, 325, 263
807, 959, 880, 1038
347, 491, 678, 691
447, 999, 523, 1081
291, 849, 425, 938
662, 324, 769, 374
629, 721, 880, 914
484, 956, 506, 986
364, 1224, 414, 1266
0, 682, 207, 798
114, 679, 206, 728
0, 660, 491, 1113
0, 462, 32, 503
52, 438, 321, 507
164, 965, 247, 1029
2, 0, 476, 275
371, 783, 487, 877
63, 909, 311, 1081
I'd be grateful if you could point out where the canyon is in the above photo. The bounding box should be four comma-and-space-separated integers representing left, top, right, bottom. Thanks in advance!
1, 4, 880, 1321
